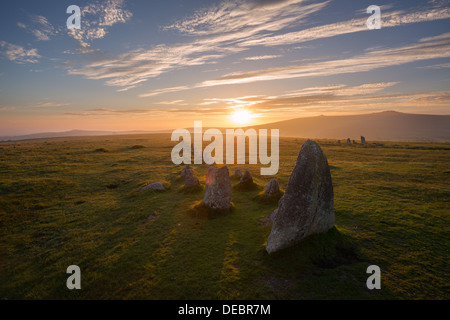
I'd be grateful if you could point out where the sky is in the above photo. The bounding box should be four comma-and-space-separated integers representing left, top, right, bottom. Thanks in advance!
0, 0, 449, 135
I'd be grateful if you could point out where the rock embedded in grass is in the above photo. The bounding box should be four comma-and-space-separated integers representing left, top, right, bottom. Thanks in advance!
234, 169, 258, 190
265, 179, 281, 199
266, 140, 335, 254
203, 166, 232, 211
184, 173, 200, 189
141, 182, 166, 192
240, 170, 253, 184
234, 168, 243, 178
181, 164, 193, 178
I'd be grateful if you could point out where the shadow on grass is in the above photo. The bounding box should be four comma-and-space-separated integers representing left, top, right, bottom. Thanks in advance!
179, 184, 204, 194
233, 181, 260, 191
253, 190, 284, 204
189, 200, 235, 219
262, 227, 362, 272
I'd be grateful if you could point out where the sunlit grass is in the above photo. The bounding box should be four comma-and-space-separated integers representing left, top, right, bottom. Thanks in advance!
0, 135, 448, 299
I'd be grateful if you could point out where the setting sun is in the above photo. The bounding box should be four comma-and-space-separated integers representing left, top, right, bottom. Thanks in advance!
232, 109, 253, 125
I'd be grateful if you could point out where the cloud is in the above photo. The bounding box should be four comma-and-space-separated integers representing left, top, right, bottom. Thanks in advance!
0, 41, 41, 63
68, 0, 132, 48
139, 86, 191, 98
65, 0, 450, 97
419, 62, 450, 69
212, 85, 450, 116
30, 102, 69, 108
244, 55, 281, 61
31, 15, 56, 41
68, 40, 241, 92
164, 0, 328, 35
155, 100, 187, 105
239, 6, 450, 47
200, 33, 450, 87
0, 102, 68, 111
60, 88, 450, 118
284, 82, 399, 97
68, 0, 326, 91
18, 15, 57, 41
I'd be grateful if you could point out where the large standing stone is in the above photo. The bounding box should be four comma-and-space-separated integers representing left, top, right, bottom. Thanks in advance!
347, 138, 351, 145
203, 166, 232, 211
265, 179, 281, 198
361, 136, 366, 145
266, 140, 335, 254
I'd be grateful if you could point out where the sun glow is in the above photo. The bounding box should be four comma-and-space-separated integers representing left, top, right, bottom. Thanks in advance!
232, 109, 253, 125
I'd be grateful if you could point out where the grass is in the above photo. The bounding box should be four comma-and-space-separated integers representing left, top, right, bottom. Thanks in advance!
0, 134, 449, 300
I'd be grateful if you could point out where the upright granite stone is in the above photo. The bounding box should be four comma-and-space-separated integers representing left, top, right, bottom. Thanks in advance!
265, 179, 281, 198
203, 166, 232, 211
181, 164, 193, 178
347, 138, 351, 145
266, 140, 335, 254
240, 170, 253, 184
184, 174, 200, 189
361, 136, 366, 145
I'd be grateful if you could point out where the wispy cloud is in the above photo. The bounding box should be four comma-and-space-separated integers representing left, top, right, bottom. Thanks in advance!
138, 85, 192, 98
239, 6, 450, 47
0, 102, 68, 111
0, 41, 40, 64
155, 100, 187, 105
60, 87, 450, 119
163, 0, 328, 36
68, 0, 132, 48
200, 33, 450, 87
211, 84, 450, 116
18, 15, 57, 41
284, 82, 399, 97
68, 0, 327, 91
31, 15, 56, 41
419, 62, 450, 69
244, 55, 281, 61
64, 0, 450, 98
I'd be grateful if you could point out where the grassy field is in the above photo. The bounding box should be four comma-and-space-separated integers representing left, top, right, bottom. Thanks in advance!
0, 134, 449, 300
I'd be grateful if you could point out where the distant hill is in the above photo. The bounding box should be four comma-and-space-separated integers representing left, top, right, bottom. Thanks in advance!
0, 129, 158, 142
251, 111, 450, 142
1, 111, 449, 142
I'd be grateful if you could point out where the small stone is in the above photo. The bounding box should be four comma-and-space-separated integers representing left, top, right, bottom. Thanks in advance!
181, 164, 193, 178
234, 168, 243, 178
185, 174, 200, 188
265, 179, 281, 198
141, 182, 166, 191
240, 170, 253, 184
